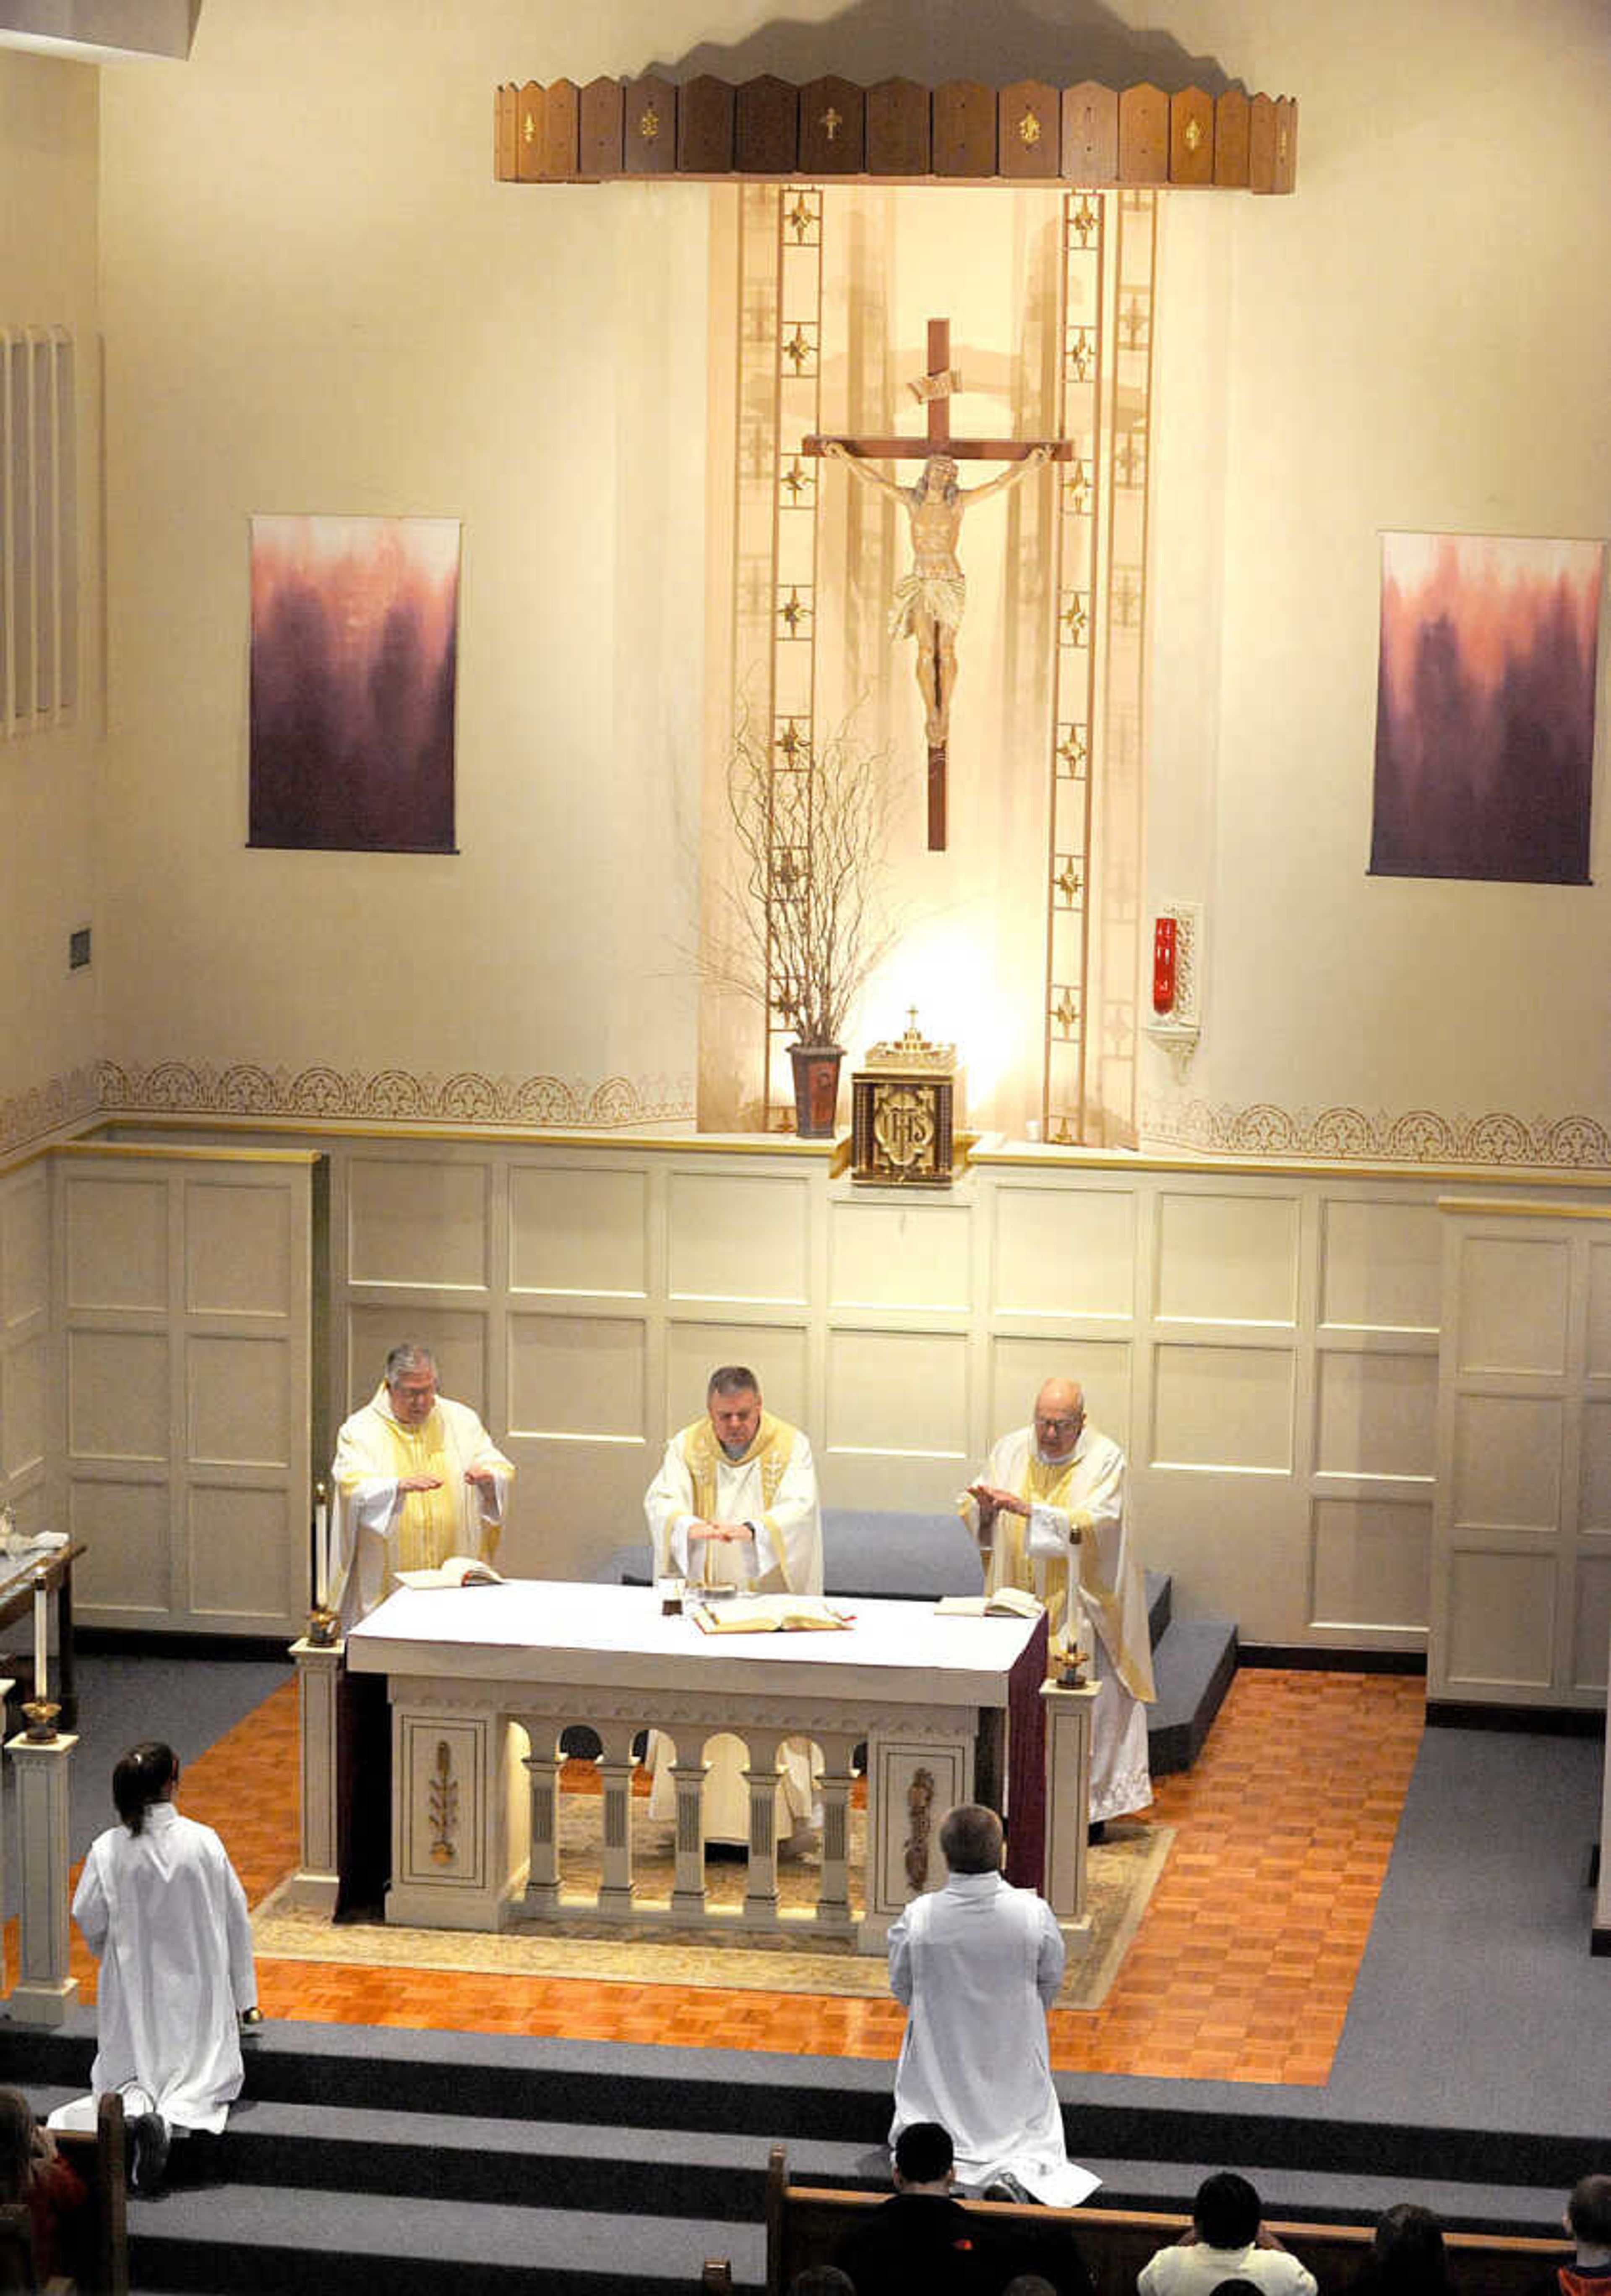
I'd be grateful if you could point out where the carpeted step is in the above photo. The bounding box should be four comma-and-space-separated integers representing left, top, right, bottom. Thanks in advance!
125, 2184, 767, 2296
1146, 1613, 1238, 1774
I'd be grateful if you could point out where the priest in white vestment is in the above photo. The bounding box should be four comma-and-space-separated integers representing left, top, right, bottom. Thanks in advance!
644, 1364, 824, 1845
888, 1802, 1097, 2206
959, 1377, 1154, 1826
53, 1741, 257, 2192
331, 1341, 514, 1628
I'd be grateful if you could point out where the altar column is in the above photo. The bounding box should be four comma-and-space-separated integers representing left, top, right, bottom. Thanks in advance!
289, 1637, 342, 1913
7, 1727, 78, 2025
1040, 1677, 1097, 1947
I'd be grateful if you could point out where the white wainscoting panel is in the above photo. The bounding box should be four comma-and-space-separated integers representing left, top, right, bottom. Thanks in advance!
1450, 1393, 1563, 1532
510, 1165, 649, 1298
667, 1172, 809, 1303
65, 1175, 167, 1310
825, 1328, 969, 1509
1311, 1496, 1432, 1632
508, 1312, 646, 1441
1444, 1548, 1556, 1687
187, 1180, 294, 1316
1579, 1400, 1611, 1535
1315, 1350, 1437, 1480
1572, 1556, 1611, 1691
1320, 1199, 1441, 1332
1, 1168, 48, 1327
1455, 1234, 1570, 1376
992, 1186, 1135, 1320
1432, 1199, 1611, 1707
829, 1199, 970, 1311
72, 1480, 172, 1613
0, 1330, 45, 1482
68, 1329, 169, 1460
1152, 1342, 1295, 1472
187, 1335, 292, 1467
349, 1157, 489, 1290
56, 1148, 314, 1635
1155, 1191, 1300, 1326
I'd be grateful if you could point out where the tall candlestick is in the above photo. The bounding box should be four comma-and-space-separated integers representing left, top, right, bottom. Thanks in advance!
32, 1571, 48, 1704
314, 1485, 329, 1610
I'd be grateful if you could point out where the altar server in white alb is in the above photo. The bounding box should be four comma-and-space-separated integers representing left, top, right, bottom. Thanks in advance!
959, 1376, 1154, 1829
331, 1341, 514, 1626
644, 1364, 824, 1845
60, 1741, 258, 2195
888, 1801, 1097, 2207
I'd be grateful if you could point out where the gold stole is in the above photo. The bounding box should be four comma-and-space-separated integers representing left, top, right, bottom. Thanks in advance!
679, 1413, 795, 1587
1001, 1453, 1079, 1651
372, 1410, 459, 1574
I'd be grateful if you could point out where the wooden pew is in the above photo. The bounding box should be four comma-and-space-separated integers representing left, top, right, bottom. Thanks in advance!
52, 2095, 128, 2296
752, 2144, 1571, 2296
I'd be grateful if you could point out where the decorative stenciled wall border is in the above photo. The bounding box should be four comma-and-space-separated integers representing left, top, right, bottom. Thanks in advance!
96, 1061, 693, 1131
0, 1066, 101, 1157
1140, 1094, 1611, 1169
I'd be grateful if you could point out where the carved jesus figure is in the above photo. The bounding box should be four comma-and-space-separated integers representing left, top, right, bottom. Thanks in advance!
825, 441, 1051, 747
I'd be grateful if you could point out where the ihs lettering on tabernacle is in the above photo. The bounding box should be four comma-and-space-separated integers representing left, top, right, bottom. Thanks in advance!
806, 318, 1071, 851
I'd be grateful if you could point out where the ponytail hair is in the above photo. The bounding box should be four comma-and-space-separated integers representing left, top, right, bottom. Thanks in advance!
112, 1740, 177, 1835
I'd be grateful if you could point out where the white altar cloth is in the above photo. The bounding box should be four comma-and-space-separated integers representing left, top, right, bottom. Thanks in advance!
346, 1578, 1040, 1705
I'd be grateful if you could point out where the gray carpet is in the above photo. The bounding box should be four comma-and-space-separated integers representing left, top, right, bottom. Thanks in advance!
1, 1651, 291, 1919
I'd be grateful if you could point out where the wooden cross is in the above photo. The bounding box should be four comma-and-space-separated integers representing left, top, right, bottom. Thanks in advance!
805, 318, 1071, 850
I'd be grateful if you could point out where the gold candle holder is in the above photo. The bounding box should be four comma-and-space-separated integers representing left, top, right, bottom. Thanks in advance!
21, 1697, 60, 1742
305, 1605, 340, 1648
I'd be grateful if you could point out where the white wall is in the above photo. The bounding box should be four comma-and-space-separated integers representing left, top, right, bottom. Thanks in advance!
11, 0, 1611, 1163
0, 47, 102, 1150
1143, 0, 1611, 1155
94, 3, 707, 1124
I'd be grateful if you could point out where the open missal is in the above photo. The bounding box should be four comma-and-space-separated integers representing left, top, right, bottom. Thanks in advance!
933, 1585, 1042, 1620
395, 1556, 504, 1590
689, 1594, 851, 1635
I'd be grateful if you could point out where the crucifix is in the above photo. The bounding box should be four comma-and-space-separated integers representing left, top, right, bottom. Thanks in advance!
805, 318, 1071, 851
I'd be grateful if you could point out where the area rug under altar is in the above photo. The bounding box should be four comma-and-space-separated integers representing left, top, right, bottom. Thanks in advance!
250, 1792, 1173, 2009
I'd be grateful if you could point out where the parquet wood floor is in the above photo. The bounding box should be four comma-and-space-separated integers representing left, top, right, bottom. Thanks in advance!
59, 1667, 1424, 2085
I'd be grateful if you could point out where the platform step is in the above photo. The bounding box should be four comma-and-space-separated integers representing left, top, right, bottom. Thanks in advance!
1147, 1614, 1238, 1775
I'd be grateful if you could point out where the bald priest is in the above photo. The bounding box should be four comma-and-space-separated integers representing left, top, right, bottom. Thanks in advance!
959, 1376, 1154, 1829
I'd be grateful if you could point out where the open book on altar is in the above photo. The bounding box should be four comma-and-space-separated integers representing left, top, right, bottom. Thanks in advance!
933, 1585, 1042, 1620
688, 1594, 852, 1635
395, 1555, 504, 1590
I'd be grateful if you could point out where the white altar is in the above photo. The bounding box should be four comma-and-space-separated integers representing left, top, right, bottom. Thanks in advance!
342, 1578, 1088, 1952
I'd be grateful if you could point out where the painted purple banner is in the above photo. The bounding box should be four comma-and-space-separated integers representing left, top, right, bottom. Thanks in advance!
249, 514, 460, 853
1370, 532, 1602, 884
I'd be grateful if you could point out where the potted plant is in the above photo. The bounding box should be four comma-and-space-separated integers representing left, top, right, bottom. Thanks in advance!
709, 704, 902, 1136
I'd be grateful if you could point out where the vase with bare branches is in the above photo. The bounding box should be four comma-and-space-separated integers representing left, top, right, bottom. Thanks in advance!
706, 703, 902, 1135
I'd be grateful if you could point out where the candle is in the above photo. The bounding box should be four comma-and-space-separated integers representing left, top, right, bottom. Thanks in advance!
314, 1486, 328, 1610
33, 1571, 47, 1704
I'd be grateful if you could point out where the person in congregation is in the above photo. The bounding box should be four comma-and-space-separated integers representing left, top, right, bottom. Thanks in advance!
644, 1364, 823, 1848
836, 2119, 1095, 2296
959, 1376, 1153, 1837
1136, 2172, 1317, 2296
330, 1340, 514, 1627
887, 1803, 1097, 2209
0, 2089, 86, 2284
1346, 2201, 1450, 2293
1536, 2173, 1611, 2296
51, 1742, 258, 2197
